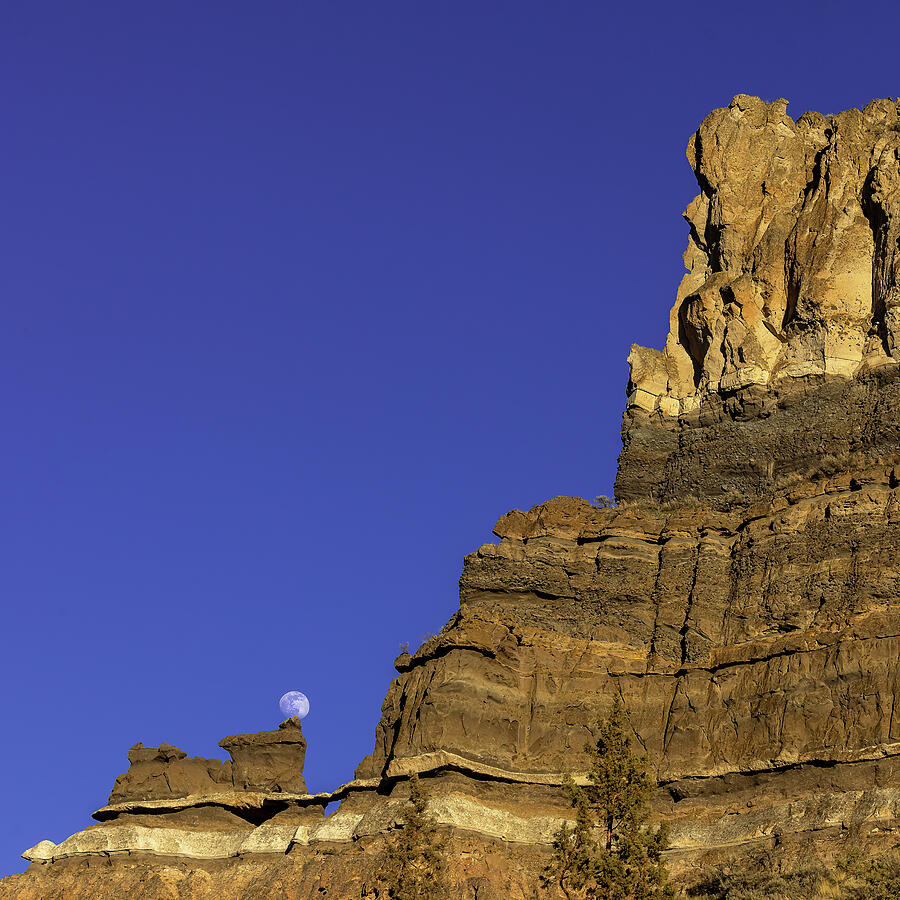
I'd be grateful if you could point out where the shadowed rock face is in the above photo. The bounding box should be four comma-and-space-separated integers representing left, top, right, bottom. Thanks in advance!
616, 364, 900, 508
6, 95, 900, 899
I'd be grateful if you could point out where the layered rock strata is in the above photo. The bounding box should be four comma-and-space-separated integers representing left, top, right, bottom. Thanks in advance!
18, 718, 326, 874
619, 94, 900, 508
5, 95, 900, 899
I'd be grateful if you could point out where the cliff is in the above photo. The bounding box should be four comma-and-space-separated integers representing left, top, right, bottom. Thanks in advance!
4, 95, 900, 899
619, 94, 900, 507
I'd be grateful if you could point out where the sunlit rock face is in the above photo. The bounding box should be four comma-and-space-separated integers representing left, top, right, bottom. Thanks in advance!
106, 718, 309, 804
7, 96, 900, 899
627, 94, 900, 417
219, 718, 308, 794
617, 95, 900, 509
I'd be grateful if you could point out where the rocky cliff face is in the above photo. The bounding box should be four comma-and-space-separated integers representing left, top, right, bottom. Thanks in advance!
626, 94, 900, 419
618, 94, 900, 508
5, 95, 900, 899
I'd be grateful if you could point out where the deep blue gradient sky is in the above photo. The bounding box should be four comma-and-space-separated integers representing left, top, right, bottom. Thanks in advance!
2, 0, 898, 875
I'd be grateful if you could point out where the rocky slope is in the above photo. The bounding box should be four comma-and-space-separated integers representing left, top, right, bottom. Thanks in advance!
5, 94, 900, 899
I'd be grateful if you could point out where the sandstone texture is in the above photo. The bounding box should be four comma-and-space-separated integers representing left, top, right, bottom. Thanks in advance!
5, 95, 900, 899
619, 94, 900, 508
108, 743, 233, 804
626, 94, 900, 419
219, 718, 308, 794
108, 717, 309, 803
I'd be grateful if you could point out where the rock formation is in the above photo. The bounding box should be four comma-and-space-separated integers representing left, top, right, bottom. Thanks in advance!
619, 94, 900, 507
13, 717, 325, 878
219, 719, 308, 794
106, 718, 309, 803
4, 94, 900, 899
107, 743, 233, 804
626, 94, 900, 418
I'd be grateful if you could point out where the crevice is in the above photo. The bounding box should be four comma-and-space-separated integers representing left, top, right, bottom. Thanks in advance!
658, 752, 894, 789
399, 642, 496, 674
93, 799, 292, 826
661, 683, 680, 755
862, 165, 894, 356
701, 631, 900, 675
783, 248, 800, 332
678, 297, 709, 389
606, 632, 900, 680
679, 542, 703, 666
647, 543, 666, 661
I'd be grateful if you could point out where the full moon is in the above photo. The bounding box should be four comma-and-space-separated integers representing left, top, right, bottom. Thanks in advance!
279, 691, 310, 720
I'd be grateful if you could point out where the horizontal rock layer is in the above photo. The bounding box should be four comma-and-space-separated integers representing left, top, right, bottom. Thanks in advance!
357, 486, 900, 825
6, 95, 900, 899
616, 363, 900, 509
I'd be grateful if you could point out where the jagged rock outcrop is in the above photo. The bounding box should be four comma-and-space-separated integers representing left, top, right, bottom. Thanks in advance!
618, 94, 900, 508
626, 94, 900, 418
11, 717, 327, 892
5, 95, 900, 899
219, 718, 308, 794
109, 743, 233, 804
108, 718, 308, 802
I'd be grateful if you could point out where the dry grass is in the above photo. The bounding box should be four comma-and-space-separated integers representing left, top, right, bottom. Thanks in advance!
686, 850, 900, 900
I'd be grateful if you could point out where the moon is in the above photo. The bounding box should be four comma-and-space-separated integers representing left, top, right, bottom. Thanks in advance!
279, 691, 310, 720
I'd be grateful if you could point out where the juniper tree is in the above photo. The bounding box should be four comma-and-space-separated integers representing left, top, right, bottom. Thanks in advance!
381, 775, 446, 900
543, 697, 673, 900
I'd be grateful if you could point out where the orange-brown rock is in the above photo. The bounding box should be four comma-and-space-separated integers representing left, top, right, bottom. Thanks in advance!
109, 743, 232, 804
219, 718, 308, 794
6, 95, 900, 899
107, 717, 308, 803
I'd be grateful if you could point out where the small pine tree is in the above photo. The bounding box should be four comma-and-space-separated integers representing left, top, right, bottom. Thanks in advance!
542, 698, 674, 900
381, 775, 446, 900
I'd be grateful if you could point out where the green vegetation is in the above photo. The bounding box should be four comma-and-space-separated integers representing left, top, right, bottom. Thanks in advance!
841, 850, 900, 899
592, 495, 616, 508
688, 862, 834, 899
688, 849, 900, 899
380, 775, 446, 900
542, 697, 673, 899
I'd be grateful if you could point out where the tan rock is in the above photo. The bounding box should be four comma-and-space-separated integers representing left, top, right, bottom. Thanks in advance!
108, 743, 232, 804
219, 717, 307, 794
627, 95, 900, 417
10, 96, 900, 900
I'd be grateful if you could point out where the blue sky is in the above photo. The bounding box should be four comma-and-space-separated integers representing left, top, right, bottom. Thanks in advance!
2, 0, 898, 876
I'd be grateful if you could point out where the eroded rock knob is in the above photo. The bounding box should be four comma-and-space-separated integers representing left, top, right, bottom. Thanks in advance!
218, 716, 307, 794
